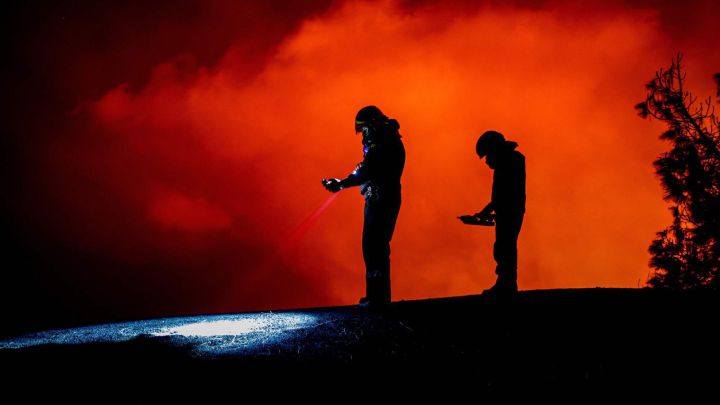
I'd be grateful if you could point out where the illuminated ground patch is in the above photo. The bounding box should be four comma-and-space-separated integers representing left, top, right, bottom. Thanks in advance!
0, 312, 321, 357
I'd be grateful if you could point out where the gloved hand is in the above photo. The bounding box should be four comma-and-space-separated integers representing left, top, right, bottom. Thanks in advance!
322, 178, 343, 193
458, 213, 495, 226
458, 215, 480, 225
476, 207, 493, 218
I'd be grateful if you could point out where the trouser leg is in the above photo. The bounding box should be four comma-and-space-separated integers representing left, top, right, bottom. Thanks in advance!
493, 213, 524, 288
362, 198, 400, 303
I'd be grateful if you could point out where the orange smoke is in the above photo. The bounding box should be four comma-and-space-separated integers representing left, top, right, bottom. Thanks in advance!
90, 0, 718, 304
8, 0, 720, 322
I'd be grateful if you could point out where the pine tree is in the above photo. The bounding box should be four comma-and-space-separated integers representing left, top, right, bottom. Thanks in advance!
635, 55, 720, 289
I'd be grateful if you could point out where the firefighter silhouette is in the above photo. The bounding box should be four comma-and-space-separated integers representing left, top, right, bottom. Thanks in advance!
323, 106, 405, 308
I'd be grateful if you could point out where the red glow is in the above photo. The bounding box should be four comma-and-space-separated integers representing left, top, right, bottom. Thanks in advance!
11, 0, 720, 317
149, 191, 231, 232
283, 193, 339, 250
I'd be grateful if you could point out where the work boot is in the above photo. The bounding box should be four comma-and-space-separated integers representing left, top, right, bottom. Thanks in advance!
357, 296, 390, 311
482, 279, 518, 297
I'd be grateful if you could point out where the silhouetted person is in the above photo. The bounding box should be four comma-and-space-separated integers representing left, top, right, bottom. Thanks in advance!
323, 106, 405, 309
459, 130, 525, 296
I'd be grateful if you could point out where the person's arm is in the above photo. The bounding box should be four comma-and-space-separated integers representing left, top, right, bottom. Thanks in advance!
458, 201, 495, 225
458, 195, 495, 226
338, 162, 368, 188
475, 201, 495, 218
323, 145, 378, 192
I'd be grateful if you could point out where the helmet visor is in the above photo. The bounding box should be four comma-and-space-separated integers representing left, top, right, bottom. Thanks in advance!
355, 120, 365, 133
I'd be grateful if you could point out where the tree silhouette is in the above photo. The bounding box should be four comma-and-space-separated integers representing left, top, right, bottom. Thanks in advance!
636, 55, 720, 289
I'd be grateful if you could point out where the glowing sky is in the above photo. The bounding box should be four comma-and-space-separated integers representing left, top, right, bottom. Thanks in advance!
3, 0, 719, 328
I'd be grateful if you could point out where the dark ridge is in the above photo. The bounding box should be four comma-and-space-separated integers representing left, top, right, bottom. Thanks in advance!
2, 288, 718, 395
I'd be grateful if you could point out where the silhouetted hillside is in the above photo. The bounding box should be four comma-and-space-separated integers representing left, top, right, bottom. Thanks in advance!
2, 288, 719, 395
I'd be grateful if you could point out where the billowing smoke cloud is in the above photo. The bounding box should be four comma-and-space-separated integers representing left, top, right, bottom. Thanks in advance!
3, 0, 719, 331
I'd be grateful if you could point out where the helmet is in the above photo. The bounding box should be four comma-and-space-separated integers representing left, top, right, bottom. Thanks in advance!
355, 105, 387, 132
475, 130, 505, 157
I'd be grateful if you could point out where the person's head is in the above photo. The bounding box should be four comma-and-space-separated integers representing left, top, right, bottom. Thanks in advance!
355, 105, 388, 137
476, 130, 505, 169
